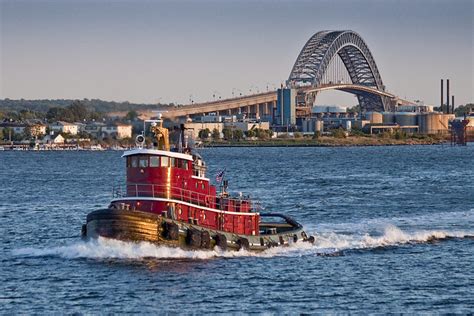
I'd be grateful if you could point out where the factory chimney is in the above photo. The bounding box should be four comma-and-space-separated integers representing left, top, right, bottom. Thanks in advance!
452, 95, 455, 115
446, 79, 450, 114
440, 79, 444, 112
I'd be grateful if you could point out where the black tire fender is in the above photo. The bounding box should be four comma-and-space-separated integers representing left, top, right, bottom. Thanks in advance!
163, 222, 179, 240
214, 234, 227, 250
236, 237, 250, 250
186, 228, 201, 247
201, 230, 211, 249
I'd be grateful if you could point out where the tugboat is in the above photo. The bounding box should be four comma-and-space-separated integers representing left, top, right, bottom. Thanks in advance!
83, 115, 314, 251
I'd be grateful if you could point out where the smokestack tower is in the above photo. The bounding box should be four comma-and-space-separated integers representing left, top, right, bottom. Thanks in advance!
441, 79, 444, 112
452, 95, 455, 115
446, 79, 450, 114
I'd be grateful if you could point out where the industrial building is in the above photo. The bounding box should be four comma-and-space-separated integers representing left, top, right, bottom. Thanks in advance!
184, 114, 270, 140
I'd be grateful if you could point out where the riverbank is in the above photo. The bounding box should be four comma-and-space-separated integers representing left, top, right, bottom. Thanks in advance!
202, 135, 447, 147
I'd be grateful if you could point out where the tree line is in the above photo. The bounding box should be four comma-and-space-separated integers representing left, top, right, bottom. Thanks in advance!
0, 98, 176, 121
198, 127, 273, 141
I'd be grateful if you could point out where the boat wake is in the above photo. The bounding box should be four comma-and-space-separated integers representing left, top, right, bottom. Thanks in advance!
12, 223, 473, 261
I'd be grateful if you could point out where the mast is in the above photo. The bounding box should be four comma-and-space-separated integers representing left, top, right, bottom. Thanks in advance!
150, 114, 170, 151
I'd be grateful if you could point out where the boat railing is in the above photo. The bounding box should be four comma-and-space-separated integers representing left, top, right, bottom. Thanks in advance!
112, 183, 261, 212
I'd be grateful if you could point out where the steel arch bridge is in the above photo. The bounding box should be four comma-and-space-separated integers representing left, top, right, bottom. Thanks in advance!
288, 30, 389, 111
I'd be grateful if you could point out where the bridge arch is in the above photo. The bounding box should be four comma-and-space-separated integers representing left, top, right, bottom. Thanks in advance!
288, 30, 388, 111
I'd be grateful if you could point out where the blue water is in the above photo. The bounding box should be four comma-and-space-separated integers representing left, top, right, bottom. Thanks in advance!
1, 145, 473, 313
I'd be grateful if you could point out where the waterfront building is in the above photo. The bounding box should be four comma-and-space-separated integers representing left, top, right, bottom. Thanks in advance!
42, 133, 65, 144
0, 122, 27, 134
101, 123, 133, 139
184, 122, 224, 140
25, 123, 47, 137
84, 122, 105, 138
49, 121, 79, 135
226, 121, 270, 132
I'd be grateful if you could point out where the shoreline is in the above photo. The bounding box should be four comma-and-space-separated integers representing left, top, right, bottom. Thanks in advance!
201, 136, 448, 148
0, 136, 454, 151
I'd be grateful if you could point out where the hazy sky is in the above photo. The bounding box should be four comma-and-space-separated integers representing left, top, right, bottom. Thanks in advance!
1, 0, 473, 106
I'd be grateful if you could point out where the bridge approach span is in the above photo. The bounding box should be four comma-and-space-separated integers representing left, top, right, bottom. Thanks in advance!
151, 92, 277, 119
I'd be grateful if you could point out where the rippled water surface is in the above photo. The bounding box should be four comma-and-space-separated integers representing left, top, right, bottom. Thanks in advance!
1, 145, 473, 313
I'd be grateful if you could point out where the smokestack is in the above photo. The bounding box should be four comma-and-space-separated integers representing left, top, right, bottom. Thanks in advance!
452, 95, 455, 115
441, 79, 444, 112
446, 79, 450, 114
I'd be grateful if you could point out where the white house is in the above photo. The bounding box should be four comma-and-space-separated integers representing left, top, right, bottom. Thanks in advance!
42, 133, 65, 144
101, 123, 132, 139
49, 121, 78, 135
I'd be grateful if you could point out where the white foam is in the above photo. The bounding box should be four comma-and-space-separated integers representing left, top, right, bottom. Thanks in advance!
314, 224, 472, 252
13, 237, 229, 260
12, 224, 473, 261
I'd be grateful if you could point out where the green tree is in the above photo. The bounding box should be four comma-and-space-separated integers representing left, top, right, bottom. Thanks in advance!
454, 103, 474, 117
2, 127, 12, 141
46, 107, 64, 122
394, 130, 407, 140
331, 128, 346, 138
222, 128, 232, 140
19, 109, 40, 120
198, 128, 211, 139
12, 131, 24, 142
233, 129, 244, 141
211, 128, 220, 140
68, 100, 88, 121
125, 110, 139, 121
347, 104, 361, 114
246, 129, 256, 138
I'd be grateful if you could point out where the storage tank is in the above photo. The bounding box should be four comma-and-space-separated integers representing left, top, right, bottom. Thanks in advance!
314, 120, 324, 133
301, 120, 314, 133
344, 120, 352, 131
395, 112, 417, 126
366, 112, 383, 124
419, 113, 454, 134
382, 112, 395, 124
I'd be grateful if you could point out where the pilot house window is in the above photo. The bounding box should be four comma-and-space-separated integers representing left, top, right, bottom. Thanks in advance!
161, 156, 169, 167
150, 156, 160, 167
131, 156, 138, 168
139, 157, 148, 168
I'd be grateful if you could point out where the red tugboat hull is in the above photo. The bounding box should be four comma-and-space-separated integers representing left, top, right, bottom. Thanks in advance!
84, 208, 312, 252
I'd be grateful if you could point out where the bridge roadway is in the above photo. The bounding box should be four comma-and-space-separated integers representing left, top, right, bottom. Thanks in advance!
138, 84, 412, 120
147, 92, 278, 119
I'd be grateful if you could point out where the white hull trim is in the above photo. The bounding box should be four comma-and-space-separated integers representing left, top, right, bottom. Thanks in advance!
111, 196, 259, 216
